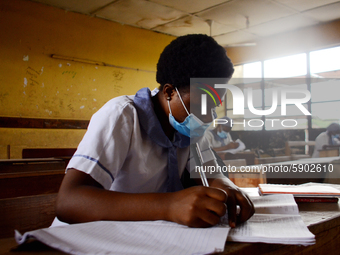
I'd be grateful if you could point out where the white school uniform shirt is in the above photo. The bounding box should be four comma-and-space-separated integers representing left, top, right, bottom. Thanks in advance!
311, 131, 340, 158
205, 129, 232, 149
67, 88, 216, 193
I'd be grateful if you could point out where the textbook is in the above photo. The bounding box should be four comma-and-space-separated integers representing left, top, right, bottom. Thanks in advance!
15, 194, 315, 254
258, 183, 340, 199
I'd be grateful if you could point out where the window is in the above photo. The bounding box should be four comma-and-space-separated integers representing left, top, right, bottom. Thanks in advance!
310, 46, 340, 128
310, 46, 340, 75
264, 54, 307, 78
227, 46, 340, 131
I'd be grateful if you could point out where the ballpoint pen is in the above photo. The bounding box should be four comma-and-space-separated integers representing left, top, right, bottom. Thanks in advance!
190, 142, 209, 187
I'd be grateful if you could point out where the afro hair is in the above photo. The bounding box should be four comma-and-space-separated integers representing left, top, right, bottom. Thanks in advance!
156, 34, 234, 91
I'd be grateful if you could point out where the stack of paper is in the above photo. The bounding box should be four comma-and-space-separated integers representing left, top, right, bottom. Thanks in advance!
227, 194, 315, 245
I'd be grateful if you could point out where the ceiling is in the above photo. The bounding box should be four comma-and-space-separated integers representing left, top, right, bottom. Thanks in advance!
30, 0, 340, 47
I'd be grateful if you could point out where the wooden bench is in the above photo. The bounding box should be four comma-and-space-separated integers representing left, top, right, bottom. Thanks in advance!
0, 148, 77, 238
285, 141, 315, 156
255, 156, 291, 164
22, 148, 76, 166
223, 159, 266, 188
0, 170, 65, 199
22, 148, 76, 159
218, 151, 256, 165
0, 193, 58, 239
0, 169, 65, 238
0, 158, 66, 173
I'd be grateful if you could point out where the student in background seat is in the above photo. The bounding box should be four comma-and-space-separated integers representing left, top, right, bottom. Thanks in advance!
312, 123, 340, 158
205, 116, 245, 153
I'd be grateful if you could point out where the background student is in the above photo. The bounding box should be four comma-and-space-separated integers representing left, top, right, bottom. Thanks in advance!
205, 116, 245, 153
312, 122, 340, 157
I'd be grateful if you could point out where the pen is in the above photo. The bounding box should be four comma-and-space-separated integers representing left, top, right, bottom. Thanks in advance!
194, 143, 209, 187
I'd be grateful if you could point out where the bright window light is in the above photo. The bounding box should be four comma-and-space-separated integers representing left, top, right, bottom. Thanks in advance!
310, 46, 340, 74
243, 62, 262, 78
264, 53, 307, 78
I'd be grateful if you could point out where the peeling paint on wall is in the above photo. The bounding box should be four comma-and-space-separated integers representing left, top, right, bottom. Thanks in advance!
45, 109, 52, 115
0, 0, 166, 158
62, 71, 77, 78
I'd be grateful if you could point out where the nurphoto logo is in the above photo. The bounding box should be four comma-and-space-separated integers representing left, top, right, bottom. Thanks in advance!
192, 78, 312, 129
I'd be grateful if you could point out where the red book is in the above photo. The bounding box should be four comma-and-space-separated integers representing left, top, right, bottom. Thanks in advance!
294, 197, 339, 203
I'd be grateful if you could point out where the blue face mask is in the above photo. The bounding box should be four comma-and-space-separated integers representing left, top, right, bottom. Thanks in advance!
168, 87, 215, 138
331, 134, 340, 144
217, 130, 228, 139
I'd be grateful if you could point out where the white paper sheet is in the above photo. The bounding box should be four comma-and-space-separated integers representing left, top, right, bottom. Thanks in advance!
16, 220, 230, 255
220, 139, 246, 154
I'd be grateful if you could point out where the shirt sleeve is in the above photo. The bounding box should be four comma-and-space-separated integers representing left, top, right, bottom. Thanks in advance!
204, 131, 214, 147
67, 97, 135, 189
315, 133, 328, 151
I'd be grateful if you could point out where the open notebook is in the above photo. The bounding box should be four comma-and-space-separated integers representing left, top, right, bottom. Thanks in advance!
15, 193, 315, 255
16, 220, 230, 255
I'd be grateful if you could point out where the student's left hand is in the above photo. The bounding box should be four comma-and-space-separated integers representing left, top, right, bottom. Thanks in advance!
209, 178, 255, 228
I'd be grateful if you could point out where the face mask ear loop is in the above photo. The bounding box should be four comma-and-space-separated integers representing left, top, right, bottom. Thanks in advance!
175, 87, 190, 116
167, 98, 172, 115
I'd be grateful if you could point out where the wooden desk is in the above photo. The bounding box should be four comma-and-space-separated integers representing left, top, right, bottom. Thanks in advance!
0, 158, 66, 173
264, 156, 340, 184
0, 201, 339, 255
0, 162, 65, 239
219, 201, 340, 255
218, 151, 256, 165
319, 149, 339, 157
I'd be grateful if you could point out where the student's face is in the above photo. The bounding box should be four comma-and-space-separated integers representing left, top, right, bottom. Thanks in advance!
330, 130, 340, 136
169, 89, 190, 123
221, 125, 232, 132
174, 88, 216, 124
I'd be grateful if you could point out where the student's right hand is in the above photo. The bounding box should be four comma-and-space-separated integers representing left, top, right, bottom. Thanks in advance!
167, 186, 227, 228
229, 142, 239, 149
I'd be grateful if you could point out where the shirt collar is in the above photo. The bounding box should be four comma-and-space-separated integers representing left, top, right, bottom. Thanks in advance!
133, 87, 189, 148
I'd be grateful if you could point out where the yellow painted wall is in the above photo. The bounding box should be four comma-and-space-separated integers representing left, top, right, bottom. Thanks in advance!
0, 0, 175, 158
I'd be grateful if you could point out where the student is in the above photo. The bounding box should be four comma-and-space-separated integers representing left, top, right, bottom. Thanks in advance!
205, 116, 245, 152
55, 34, 254, 229
312, 123, 340, 158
